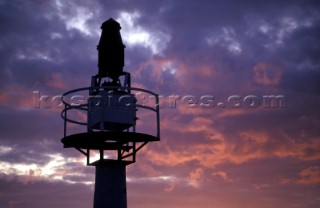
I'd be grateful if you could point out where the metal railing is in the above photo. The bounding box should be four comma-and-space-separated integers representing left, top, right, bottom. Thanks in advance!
61, 86, 160, 139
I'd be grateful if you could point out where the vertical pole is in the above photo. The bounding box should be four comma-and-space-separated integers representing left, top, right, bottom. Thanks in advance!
64, 106, 67, 137
87, 149, 90, 165
93, 161, 127, 208
99, 149, 104, 160
156, 95, 160, 138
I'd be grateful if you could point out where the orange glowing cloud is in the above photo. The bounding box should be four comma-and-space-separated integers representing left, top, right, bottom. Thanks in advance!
189, 168, 204, 188
143, 145, 199, 167
273, 135, 320, 161
216, 108, 249, 119
0, 84, 35, 109
252, 61, 283, 86
46, 72, 69, 90
143, 119, 320, 171
211, 171, 232, 182
280, 166, 320, 186
297, 166, 320, 185
0, 92, 8, 105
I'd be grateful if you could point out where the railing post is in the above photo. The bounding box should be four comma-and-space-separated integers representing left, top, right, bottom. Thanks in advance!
64, 106, 67, 137
156, 95, 160, 138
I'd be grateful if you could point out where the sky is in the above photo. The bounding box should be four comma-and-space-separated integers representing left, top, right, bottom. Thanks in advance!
0, 0, 320, 207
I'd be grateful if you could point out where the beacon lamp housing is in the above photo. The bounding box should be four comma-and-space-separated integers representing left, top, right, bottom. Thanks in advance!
97, 18, 125, 80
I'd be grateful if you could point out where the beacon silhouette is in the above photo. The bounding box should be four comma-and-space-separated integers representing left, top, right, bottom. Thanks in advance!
61, 18, 160, 208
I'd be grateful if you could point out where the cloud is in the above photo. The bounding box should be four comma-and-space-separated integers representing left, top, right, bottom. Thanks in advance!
45, 72, 71, 90
280, 166, 320, 186
211, 171, 232, 183
0, 176, 93, 208
252, 62, 283, 86
0, 0, 320, 207
117, 11, 171, 56
188, 168, 204, 188
297, 166, 320, 186
143, 111, 320, 170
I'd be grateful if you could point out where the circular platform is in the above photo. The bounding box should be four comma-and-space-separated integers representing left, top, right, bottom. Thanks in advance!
61, 131, 159, 150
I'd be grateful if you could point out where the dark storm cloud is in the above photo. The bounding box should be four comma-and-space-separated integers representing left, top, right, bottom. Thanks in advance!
283, 20, 320, 65
0, 0, 100, 92
0, 109, 61, 142
115, 0, 320, 97
281, 70, 320, 95
1, 0, 319, 92
0, 177, 93, 208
